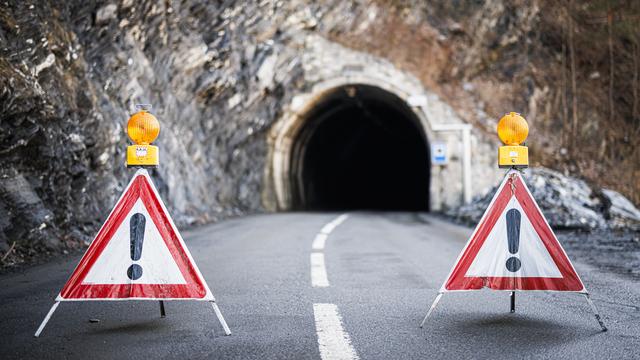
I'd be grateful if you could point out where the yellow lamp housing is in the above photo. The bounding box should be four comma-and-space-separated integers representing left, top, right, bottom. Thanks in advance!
498, 145, 528, 168
127, 145, 159, 167
497, 112, 529, 169
126, 107, 160, 167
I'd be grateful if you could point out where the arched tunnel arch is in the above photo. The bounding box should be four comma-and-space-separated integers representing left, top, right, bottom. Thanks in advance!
286, 84, 431, 211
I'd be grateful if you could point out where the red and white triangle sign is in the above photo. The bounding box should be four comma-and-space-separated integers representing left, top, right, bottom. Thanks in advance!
442, 170, 586, 292
57, 169, 213, 300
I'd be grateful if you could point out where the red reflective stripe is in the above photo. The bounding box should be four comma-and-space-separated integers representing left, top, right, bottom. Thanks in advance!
510, 175, 583, 291
445, 178, 511, 290
60, 175, 206, 299
445, 173, 584, 291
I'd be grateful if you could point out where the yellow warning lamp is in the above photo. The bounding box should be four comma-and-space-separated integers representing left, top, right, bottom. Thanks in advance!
126, 105, 160, 167
497, 112, 529, 168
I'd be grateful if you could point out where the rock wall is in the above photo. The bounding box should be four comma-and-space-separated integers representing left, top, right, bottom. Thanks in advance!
1, 1, 297, 258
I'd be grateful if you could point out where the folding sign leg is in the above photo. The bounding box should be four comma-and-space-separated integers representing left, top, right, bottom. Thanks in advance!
159, 301, 166, 318
210, 301, 232, 336
34, 302, 60, 338
583, 293, 607, 332
510, 291, 516, 313
420, 293, 443, 328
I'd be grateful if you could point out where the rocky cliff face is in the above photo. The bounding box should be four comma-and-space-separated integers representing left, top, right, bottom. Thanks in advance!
1, 0, 639, 266
0, 0, 304, 262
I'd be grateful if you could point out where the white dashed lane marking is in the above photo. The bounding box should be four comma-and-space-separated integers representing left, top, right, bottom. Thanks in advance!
312, 233, 329, 251
311, 253, 330, 288
310, 214, 356, 359
310, 214, 349, 286
320, 214, 349, 237
313, 303, 360, 360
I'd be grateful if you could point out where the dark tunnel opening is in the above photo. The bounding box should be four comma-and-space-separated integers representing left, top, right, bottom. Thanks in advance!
290, 85, 431, 211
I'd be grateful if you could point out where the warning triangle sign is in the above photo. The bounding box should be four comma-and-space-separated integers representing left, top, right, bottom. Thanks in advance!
443, 170, 585, 292
57, 169, 212, 300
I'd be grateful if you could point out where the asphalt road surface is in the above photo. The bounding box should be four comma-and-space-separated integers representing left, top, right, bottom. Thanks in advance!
1, 213, 639, 359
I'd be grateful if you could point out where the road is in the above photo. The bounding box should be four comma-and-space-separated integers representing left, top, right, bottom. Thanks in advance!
1, 213, 639, 359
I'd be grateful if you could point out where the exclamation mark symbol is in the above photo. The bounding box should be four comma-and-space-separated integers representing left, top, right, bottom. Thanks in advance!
505, 209, 521, 272
127, 213, 145, 280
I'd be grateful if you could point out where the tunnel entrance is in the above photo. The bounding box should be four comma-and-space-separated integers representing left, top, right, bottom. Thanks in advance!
290, 85, 430, 211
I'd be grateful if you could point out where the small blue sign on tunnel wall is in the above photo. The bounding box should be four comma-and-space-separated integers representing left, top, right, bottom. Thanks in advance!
432, 142, 448, 165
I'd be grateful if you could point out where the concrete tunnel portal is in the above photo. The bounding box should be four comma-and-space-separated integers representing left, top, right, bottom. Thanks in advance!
287, 85, 431, 211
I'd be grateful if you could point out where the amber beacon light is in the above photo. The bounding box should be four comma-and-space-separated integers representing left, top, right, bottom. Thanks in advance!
497, 112, 529, 168
126, 104, 160, 167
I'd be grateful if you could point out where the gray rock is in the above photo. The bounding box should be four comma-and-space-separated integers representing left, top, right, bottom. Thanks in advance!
96, 4, 117, 25
603, 188, 640, 227
448, 167, 640, 230
523, 168, 606, 229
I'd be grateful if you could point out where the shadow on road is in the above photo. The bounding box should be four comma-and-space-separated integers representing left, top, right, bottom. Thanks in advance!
86, 320, 167, 335
432, 313, 604, 347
